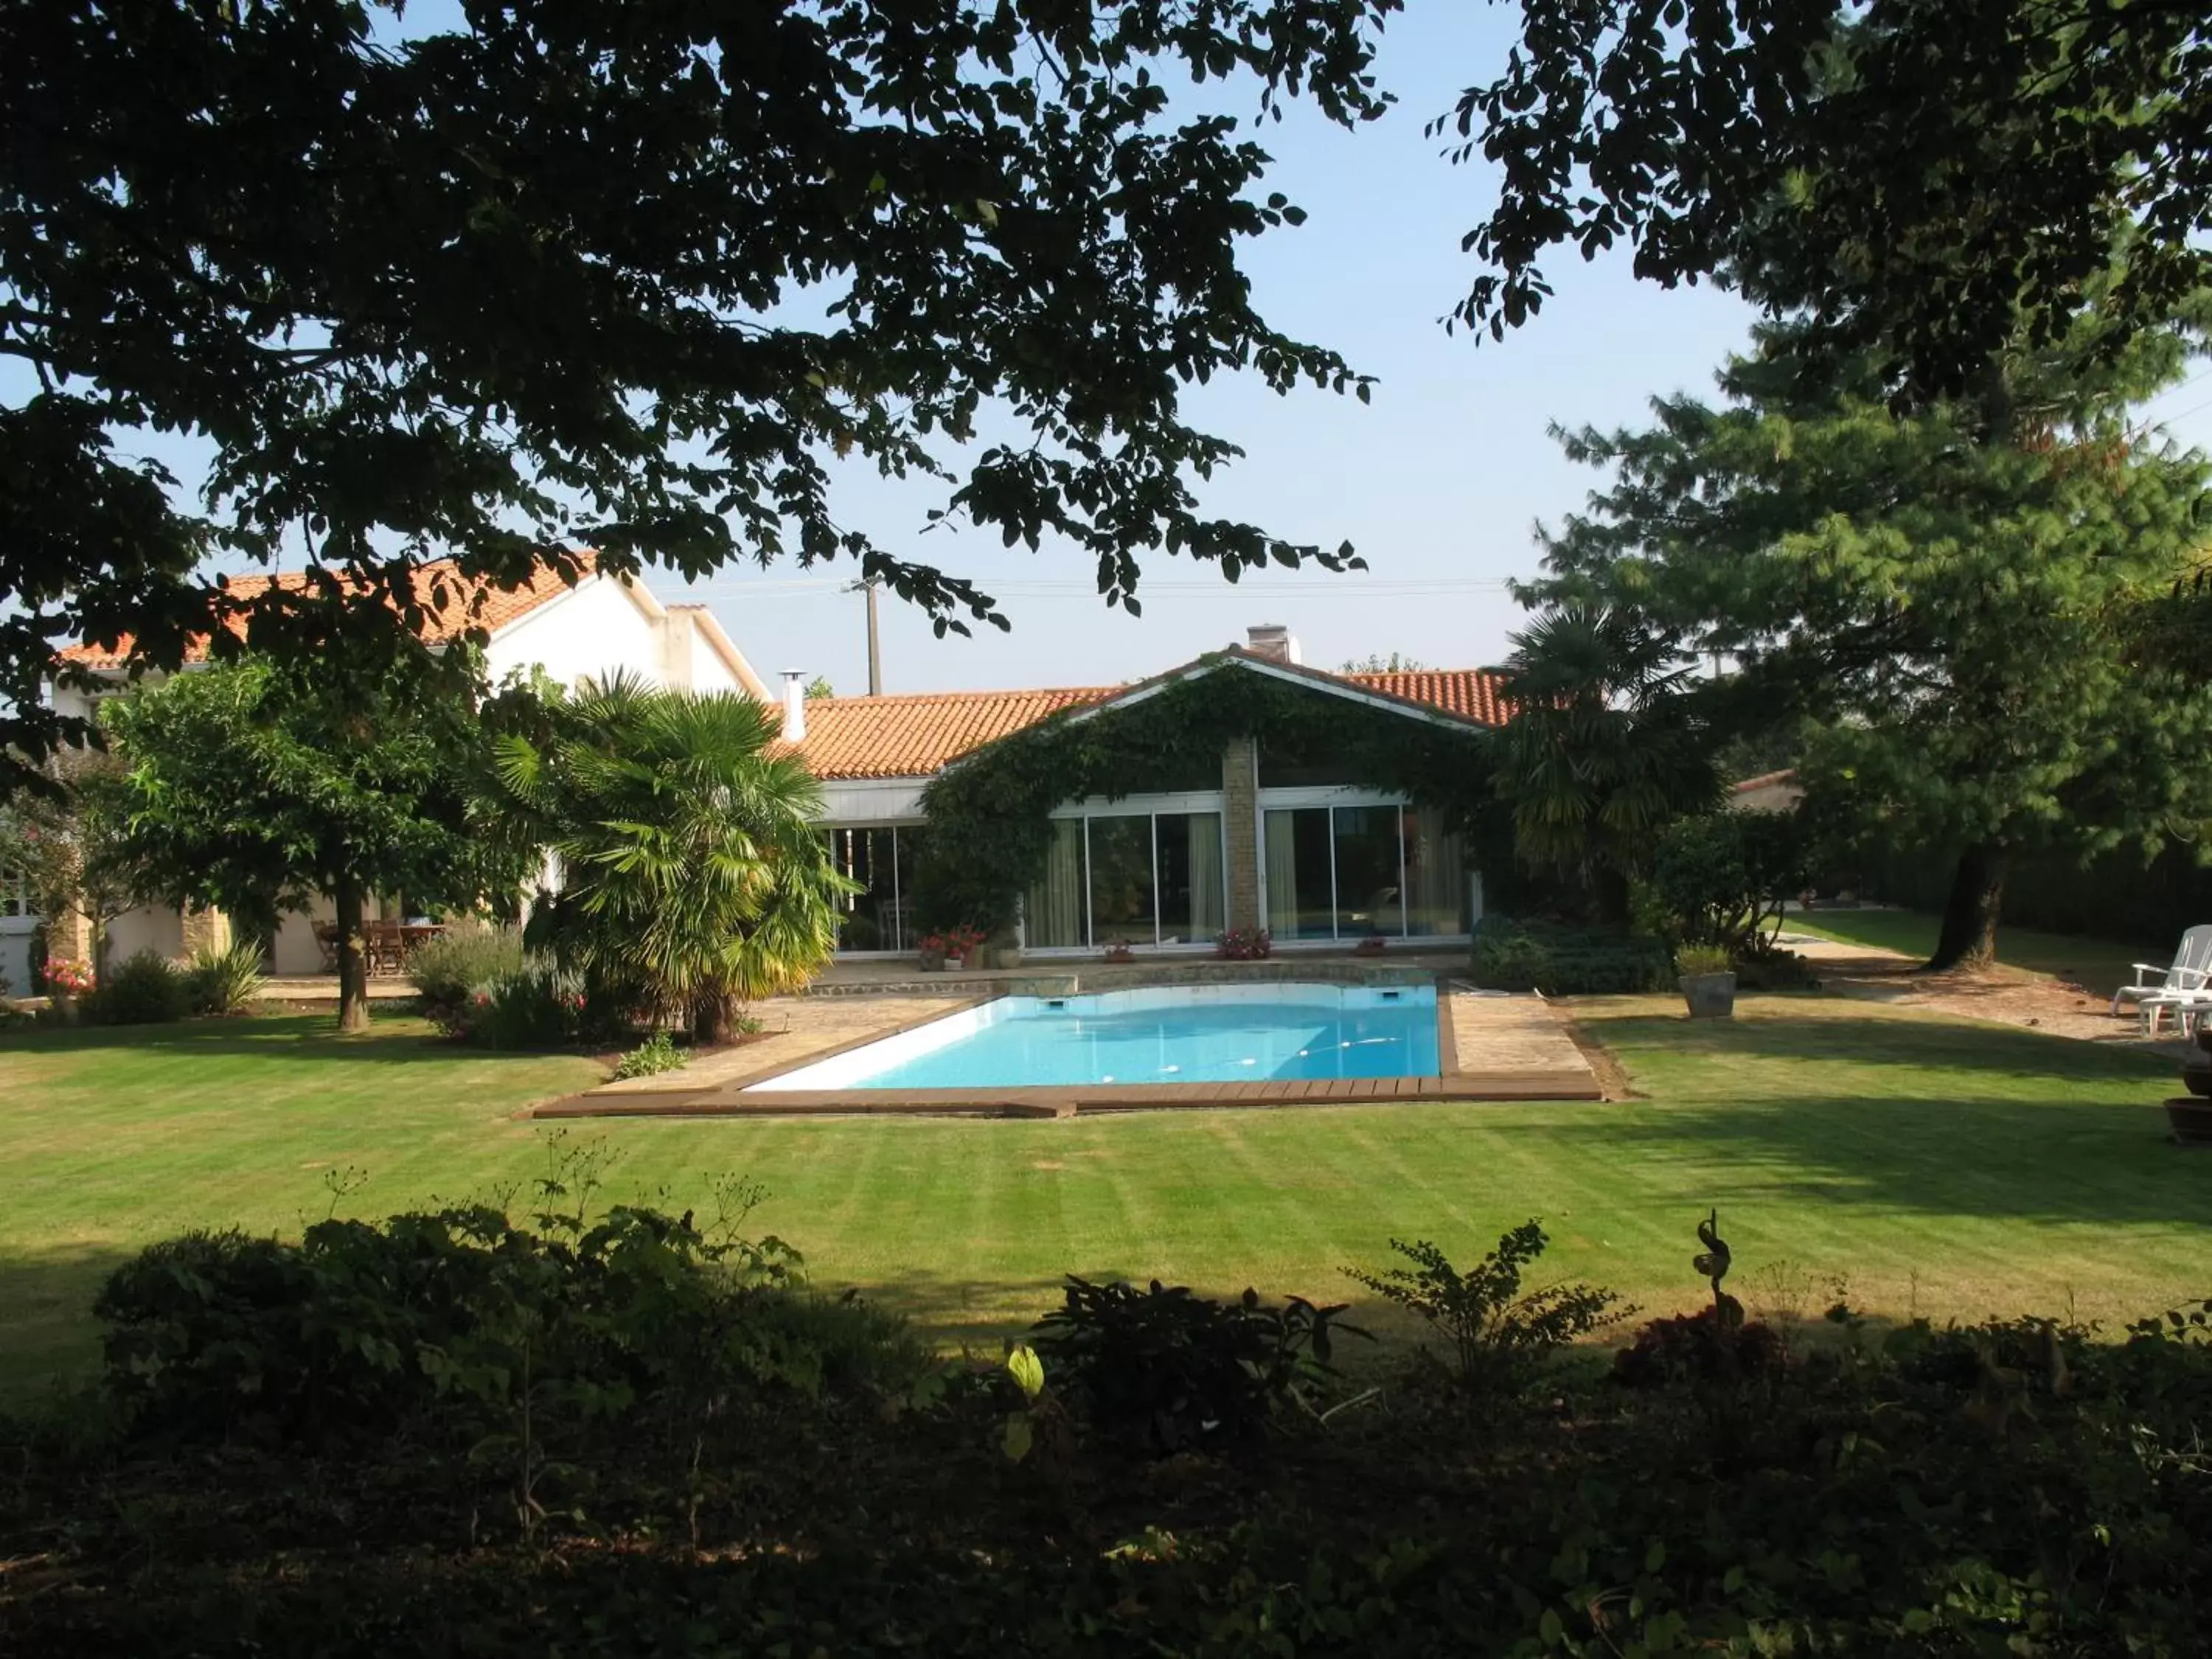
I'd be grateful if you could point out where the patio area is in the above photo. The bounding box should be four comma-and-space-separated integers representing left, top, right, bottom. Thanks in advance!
532, 970, 1601, 1119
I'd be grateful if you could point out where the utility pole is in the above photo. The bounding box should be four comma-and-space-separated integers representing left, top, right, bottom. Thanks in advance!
866, 579, 882, 695
846, 578, 883, 695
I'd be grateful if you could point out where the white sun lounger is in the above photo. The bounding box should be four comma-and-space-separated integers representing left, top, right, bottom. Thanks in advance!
2117, 925, 2212, 1035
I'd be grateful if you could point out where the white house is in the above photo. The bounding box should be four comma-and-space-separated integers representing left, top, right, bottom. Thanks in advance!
17, 554, 768, 981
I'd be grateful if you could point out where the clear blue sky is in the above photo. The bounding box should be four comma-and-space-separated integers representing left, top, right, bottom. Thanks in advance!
17, 1, 2212, 693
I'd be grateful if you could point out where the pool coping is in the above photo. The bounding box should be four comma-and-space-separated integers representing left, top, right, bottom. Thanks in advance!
530, 979, 1601, 1118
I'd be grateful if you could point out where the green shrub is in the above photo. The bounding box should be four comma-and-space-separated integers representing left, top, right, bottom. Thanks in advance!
92, 1191, 899, 1447
1731, 947, 1820, 990
1345, 1218, 1627, 1392
1469, 917, 1671, 994
1673, 942, 1733, 975
1030, 1276, 1363, 1454
183, 941, 266, 1015
611, 1029, 685, 1079
83, 948, 189, 1025
408, 924, 526, 1022
467, 964, 589, 1049
1649, 809, 1809, 952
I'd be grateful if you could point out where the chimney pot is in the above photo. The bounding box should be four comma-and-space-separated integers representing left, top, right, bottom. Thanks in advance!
1245, 624, 1301, 666
780, 670, 807, 743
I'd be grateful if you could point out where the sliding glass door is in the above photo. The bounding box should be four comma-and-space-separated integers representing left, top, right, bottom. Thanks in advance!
1023, 806, 1226, 950
1260, 799, 1468, 941
1262, 807, 1334, 940
823, 823, 928, 953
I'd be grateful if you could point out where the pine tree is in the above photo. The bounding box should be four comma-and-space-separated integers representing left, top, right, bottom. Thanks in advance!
1523, 304, 2212, 969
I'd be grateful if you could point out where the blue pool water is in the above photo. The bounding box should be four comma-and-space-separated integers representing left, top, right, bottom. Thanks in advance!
748, 984, 1440, 1091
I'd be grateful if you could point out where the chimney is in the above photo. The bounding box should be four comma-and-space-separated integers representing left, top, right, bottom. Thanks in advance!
780, 670, 807, 743
1245, 624, 1301, 666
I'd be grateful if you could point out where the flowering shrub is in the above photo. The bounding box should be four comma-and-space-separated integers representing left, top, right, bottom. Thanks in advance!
44, 957, 96, 996
1101, 938, 1136, 963
1214, 928, 1271, 961
431, 967, 594, 1049
918, 925, 986, 963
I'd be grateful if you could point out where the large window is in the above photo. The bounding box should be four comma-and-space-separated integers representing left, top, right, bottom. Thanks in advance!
1262, 800, 1467, 940
1, 868, 29, 919
1024, 807, 1225, 950
823, 824, 928, 952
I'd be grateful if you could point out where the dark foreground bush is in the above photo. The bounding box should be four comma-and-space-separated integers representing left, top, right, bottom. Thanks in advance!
1029, 1276, 1360, 1454
1470, 917, 1672, 995
17, 1185, 2212, 1659
1611, 1305, 1787, 1388
95, 1197, 916, 1447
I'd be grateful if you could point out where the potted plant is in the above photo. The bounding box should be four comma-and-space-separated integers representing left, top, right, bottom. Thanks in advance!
44, 956, 94, 1023
1674, 943, 1737, 1019
1102, 937, 1136, 965
2170, 1027, 2212, 1145
1354, 934, 1388, 958
1214, 928, 1272, 961
922, 925, 985, 972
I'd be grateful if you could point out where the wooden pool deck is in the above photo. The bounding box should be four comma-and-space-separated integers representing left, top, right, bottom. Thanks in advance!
530, 975, 1601, 1119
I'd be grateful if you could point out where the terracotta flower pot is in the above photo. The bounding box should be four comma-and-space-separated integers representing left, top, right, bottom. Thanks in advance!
1679, 972, 1737, 1020
2166, 1096, 2212, 1145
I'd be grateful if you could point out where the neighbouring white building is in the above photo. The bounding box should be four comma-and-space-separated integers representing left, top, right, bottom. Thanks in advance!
23, 554, 768, 981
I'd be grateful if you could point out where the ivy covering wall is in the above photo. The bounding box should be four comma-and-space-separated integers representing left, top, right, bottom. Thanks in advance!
911, 661, 1504, 932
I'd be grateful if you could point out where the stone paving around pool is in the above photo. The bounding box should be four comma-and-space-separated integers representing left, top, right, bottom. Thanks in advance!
532, 975, 1600, 1119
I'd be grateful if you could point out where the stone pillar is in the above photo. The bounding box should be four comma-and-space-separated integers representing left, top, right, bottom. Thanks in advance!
1222, 737, 1262, 933
179, 905, 231, 959
49, 904, 96, 968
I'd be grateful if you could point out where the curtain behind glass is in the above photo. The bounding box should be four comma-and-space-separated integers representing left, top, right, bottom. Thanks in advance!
1265, 807, 1336, 939
1156, 812, 1223, 943
1024, 819, 1086, 947
1187, 813, 1223, 939
1403, 808, 1467, 936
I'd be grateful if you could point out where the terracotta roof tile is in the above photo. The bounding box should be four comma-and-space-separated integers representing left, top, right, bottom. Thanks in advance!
56, 554, 597, 671
1341, 667, 1513, 727
793, 686, 1116, 779
793, 661, 1512, 781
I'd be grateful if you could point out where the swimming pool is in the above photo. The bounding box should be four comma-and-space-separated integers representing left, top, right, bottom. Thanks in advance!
745, 983, 1441, 1092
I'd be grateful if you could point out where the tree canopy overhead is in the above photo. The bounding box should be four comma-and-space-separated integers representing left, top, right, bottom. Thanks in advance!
1447, 1, 2212, 400
1, 0, 1400, 791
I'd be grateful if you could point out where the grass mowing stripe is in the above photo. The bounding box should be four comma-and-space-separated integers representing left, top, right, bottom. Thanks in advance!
1, 998, 2204, 1405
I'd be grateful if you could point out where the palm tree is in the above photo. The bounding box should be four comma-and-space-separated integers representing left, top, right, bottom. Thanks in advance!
1494, 604, 1722, 922
495, 673, 850, 1043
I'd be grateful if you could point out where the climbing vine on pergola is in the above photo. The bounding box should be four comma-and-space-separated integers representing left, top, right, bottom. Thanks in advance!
911, 661, 1504, 932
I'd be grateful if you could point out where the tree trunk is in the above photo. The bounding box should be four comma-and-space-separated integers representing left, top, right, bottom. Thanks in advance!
1591, 865, 1633, 928
692, 990, 731, 1048
334, 876, 371, 1033
1924, 843, 2007, 973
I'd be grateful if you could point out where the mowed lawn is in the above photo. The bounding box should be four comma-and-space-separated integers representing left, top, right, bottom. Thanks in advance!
1790, 907, 2165, 998
0, 999, 2198, 1403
